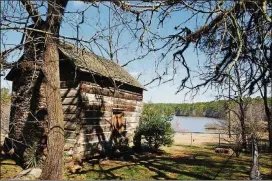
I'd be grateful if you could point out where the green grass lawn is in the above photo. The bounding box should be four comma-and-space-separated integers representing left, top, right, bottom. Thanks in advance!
1, 145, 271, 180
64, 145, 272, 180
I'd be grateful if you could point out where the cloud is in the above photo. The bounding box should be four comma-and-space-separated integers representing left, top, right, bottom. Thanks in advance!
72, 1, 85, 8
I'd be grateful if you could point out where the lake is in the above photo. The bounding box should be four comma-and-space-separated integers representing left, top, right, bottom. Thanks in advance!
171, 116, 223, 133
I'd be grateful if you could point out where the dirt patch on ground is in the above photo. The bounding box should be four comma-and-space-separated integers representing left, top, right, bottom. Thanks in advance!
174, 133, 233, 147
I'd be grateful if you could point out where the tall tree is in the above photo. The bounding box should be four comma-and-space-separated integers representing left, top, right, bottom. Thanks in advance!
1, 1, 272, 179
1, 1, 185, 179
216, 62, 252, 149
144, 0, 272, 151
4, 0, 69, 179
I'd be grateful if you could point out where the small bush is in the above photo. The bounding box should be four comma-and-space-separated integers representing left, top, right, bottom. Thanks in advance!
23, 142, 43, 168
135, 104, 174, 150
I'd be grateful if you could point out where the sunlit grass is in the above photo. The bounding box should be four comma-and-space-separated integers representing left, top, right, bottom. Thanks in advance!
0, 159, 23, 180
1, 145, 272, 180
64, 144, 272, 180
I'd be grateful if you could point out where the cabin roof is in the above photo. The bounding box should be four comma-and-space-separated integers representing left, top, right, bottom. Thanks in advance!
58, 42, 144, 89
6, 41, 145, 89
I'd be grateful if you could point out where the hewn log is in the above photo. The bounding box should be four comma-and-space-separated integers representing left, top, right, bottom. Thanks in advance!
124, 117, 141, 123
123, 111, 141, 117
81, 118, 112, 125
77, 132, 112, 143
64, 117, 78, 122
80, 82, 143, 101
82, 93, 143, 107
81, 104, 141, 112
63, 105, 78, 113
80, 81, 141, 93
76, 143, 103, 155
65, 125, 113, 137
67, 130, 133, 148
60, 89, 79, 98
63, 108, 142, 116
64, 113, 77, 120
82, 100, 137, 108
62, 98, 78, 105
64, 121, 111, 130
79, 110, 111, 118
64, 122, 80, 130
64, 121, 138, 133
79, 110, 141, 118
82, 125, 112, 134
126, 121, 139, 126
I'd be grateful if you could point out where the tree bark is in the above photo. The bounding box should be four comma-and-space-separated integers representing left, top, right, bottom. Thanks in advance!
8, 71, 39, 141
40, 39, 64, 180
40, 1, 68, 179
7, 0, 68, 178
239, 110, 247, 150
6, 25, 45, 159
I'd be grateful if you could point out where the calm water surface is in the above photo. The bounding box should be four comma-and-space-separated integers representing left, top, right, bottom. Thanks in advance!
171, 116, 223, 133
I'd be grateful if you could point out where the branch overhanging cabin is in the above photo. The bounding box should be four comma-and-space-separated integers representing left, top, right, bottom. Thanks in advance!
6, 41, 145, 158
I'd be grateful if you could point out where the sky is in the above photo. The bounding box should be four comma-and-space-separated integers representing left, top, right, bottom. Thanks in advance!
1, 1, 220, 103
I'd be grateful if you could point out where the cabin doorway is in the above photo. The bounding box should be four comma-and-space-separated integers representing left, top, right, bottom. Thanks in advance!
111, 109, 128, 148
112, 109, 125, 135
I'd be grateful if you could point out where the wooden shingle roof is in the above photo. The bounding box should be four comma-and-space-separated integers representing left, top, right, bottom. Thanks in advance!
58, 41, 144, 89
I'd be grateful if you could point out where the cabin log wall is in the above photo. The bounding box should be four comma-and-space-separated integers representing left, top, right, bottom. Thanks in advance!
60, 82, 143, 158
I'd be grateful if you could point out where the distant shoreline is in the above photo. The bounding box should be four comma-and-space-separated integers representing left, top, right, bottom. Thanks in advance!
174, 113, 222, 119
173, 115, 224, 120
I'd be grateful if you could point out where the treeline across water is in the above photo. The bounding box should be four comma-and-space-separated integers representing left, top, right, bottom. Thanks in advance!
145, 97, 269, 119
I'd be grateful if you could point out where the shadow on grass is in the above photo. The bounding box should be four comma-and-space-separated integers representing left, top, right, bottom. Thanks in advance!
69, 146, 244, 180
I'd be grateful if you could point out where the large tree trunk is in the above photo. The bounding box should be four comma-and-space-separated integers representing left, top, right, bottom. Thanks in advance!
40, 1, 68, 179
7, 1, 68, 178
8, 72, 37, 141
6, 26, 45, 159
40, 38, 64, 180
6, 69, 41, 157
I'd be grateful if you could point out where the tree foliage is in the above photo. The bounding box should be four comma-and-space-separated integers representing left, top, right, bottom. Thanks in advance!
145, 96, 270, 118
135, 104, 174, 150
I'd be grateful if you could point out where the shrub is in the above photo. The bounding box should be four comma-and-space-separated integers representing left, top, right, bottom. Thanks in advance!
23, 142, 43, 168
134, 104, 174, 150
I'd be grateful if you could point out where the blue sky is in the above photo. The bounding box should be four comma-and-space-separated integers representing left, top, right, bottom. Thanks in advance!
1, 1, 218, 103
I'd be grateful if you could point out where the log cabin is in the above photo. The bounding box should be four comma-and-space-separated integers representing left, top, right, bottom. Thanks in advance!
5, 41, 145, 158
